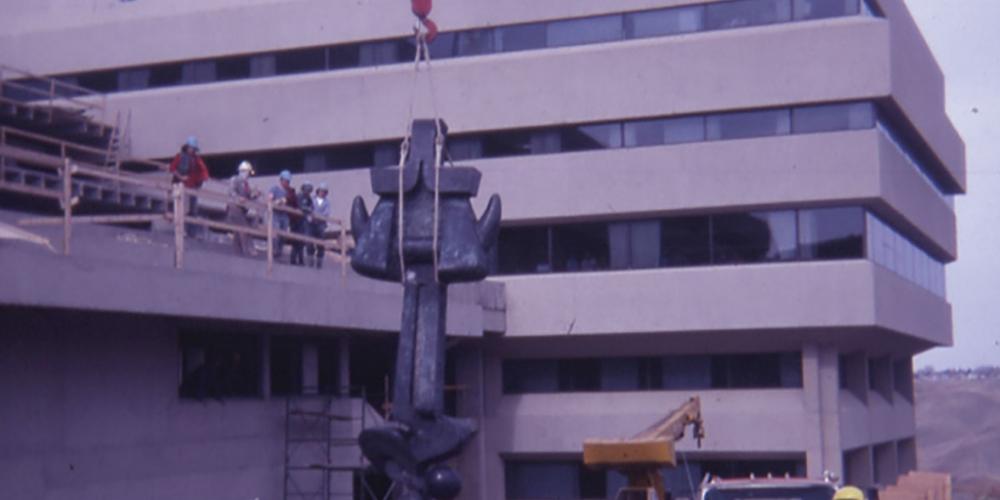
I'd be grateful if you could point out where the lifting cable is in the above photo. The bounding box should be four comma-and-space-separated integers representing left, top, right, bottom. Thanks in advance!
397, 0, 444, 283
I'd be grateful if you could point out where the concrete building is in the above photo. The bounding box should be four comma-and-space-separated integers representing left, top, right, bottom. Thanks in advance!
0, 0, 963, 499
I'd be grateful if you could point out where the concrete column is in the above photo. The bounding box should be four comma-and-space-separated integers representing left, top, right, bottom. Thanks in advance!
338, 336, 350, 397
260, 333, 271, 398
803, 344, 842, 478
873, 441, 898, 486
844, 446, 874, 490
302, 342, 319, 395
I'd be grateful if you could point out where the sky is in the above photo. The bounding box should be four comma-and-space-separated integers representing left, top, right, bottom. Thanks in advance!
905, 0, 1000, 369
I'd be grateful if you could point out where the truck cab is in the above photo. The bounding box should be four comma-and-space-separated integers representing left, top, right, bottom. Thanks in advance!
700, 476, 837, 500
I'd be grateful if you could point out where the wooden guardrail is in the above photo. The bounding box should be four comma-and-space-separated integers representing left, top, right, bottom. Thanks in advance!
0, 64, 107, 123
1, 127, 352, 276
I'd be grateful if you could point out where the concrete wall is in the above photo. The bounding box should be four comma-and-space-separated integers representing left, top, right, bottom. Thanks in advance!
0, 311, 286, 500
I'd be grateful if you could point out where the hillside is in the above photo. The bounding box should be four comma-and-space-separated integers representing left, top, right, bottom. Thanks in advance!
915, 378, 1000, 499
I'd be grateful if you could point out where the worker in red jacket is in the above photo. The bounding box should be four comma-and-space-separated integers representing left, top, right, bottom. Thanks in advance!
169, 136, 210, 237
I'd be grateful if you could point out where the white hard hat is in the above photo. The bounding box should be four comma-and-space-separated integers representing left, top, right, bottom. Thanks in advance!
237, 161, 254, 174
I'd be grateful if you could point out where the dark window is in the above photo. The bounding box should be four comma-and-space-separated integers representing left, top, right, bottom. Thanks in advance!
625, 6, 705, 39
270, 336, 304, 396
504, 461, 590, 500
148, 63, 184, 87
559, 123, 622, 152
216, 56, 252, 81
427, 32, 457, 59
179, 332, 261, 399
497, 226, 550, 274
502, 359, 558, 393
609, 220, 661, 270
660, 216, 712, 267
798, 207, 864, 259
792, 102, 874, 134
497, 23, 547, 52
249, 54, 277, 76
558, 359, 602, 391
482, 130, 533, 158
707, 108, 791, 140
600, 357, 640, 391
705, 0, 793, 30
455, 28, 496, 56
75, 71, 119, 93
662, 355, 713, 389
374, 142, 401, 167
793, 0, 860, 20
182, 61, 216, 84
625, 115, 705, 147
552, 223, 609, 272
317, 340, 341, 395
275, 47, 326, 74
117, 68, 150, 91
327, 145, 375, 170
712, 211, 796, 264
711, 353, 800, 388
329, 45, 361, 69
546, 14, 623, 48
447, 136, 484, 161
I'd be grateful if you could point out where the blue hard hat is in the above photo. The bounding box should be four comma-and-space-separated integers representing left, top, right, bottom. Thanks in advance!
317, 182, 328, 191
279, 170, 292, 181
185, 136, 199, 149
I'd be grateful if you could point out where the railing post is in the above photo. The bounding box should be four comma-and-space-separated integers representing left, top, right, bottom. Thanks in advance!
48, 79, 55, 121
61, 158, 73, 255
173, 183, 185, 269
266, 197, 274, 276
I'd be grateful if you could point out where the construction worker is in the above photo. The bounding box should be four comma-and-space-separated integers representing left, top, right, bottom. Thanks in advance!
269, 170, 296, 259
169, 136, 210, 237
310, 182, 332, 268
834, 486, 865, 500
292, 181, 314, 266
227, 161, 260, 256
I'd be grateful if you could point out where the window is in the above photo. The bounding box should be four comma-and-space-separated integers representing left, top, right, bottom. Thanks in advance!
148, 63, 184, 87
660, 215, 712, 267
374, 142, 401, 167
179, 332, 261, 399
504, 461, 606, 500
497, 23, 547, 52
559, 123, 622, 152
625, 6, 705, 39
601, 357, 641, 391
792, 102, 874, 134
609, 220, 661, 270
427, 32, 457, 59
707, 108, 791, 140
662, 355, 712, 389
625, 115, 705, 147
249, 54, 277, 76
181, 61, 216, 84
117, 68, 150, 91
76, 71, 118, 93
713, 211, 796, 264
552, 223, 609, 272
497, 226, 550, 274
547, 14, 623, 48
447, 137, 484, 161
216, 56, 252, 81
558, 359, 602, 391
275, 47, 326, 74
482, 130, 533, 158
705, 0, 792, 30
793, 0, 860, 20
502, 359, 558, 393
270, 336, 303, 396
798, 207, 864, 259
711, 352, 801, 388
361, 40, 411, 66
455, 28, 496, 56
328, 45, 361, 69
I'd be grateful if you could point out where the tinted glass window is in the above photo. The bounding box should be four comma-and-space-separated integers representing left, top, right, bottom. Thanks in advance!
530, 130, 561, 155
626, 6, 705, 38
662, 355, 712, 389
798, 207, 864, 259
707, 108, 791, 140
558, 358, 602, 391
610, 220, 661, 270
179, 332, 261, 399
793, 102, 874, 134
625, 116, 705, 147
482, 130, 533, 158
447, 137, 484, 161
712, 353, 783, 388
505, 461, 581, 499
793, 0, 860, 20
76, 71, 119, 93
498, 23, 547, 52
713, 211, 796, 264
182, 61, 216, 84
275, 47, 326, 74
601, 358, 641, 391
502, 359, 558, 393
705, 0, 792, 30
497, 226, 550, 274
552, 223, 609, 272
270, 336, 303, 396
455, 28, 496, 56
216, 56, 251, 81
374, 142, 401, 167
427, 32, 457, 59
149, 63, 183, 87
660, 216, 711, 267
328, 45, 361, 69
117, 68, 150, 91
547, 14, 623, 48
249, 54, 276, 76
560, 123, 622, 152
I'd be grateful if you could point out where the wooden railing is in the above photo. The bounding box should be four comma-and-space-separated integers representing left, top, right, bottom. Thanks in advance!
0, 64, 107, 123
1, 126, 352, 275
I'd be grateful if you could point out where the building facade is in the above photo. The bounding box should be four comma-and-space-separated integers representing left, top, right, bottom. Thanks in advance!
0, 0, 964, 499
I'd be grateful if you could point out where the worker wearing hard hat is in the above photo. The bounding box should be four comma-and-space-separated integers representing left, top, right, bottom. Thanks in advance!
268, 170, 298, 259
834, 486, 865, 500
227, 161, 261, 256
168, 135, 211, 237
309, 182, 332, 269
